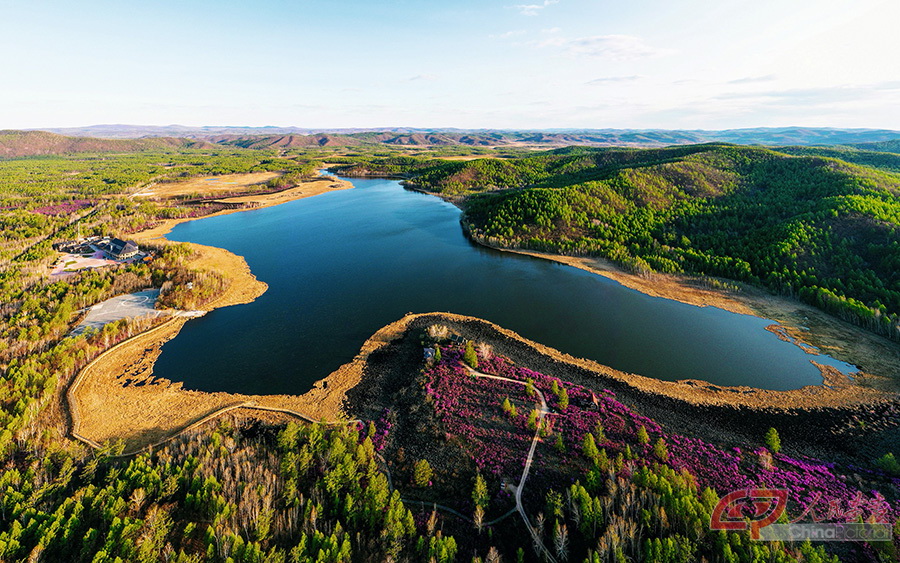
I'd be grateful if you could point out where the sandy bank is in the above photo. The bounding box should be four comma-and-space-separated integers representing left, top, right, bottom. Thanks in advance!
346, 313, 900, 465
363, 313, 892, 411
68, 304, 408, 452
68, 176, 354, 452
69, 173, 900, 453
477, 248, 900, 390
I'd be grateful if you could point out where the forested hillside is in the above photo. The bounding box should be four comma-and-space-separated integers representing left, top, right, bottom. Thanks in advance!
773, 146, 900, 172
0, 131, 212, 158
356, 145, 900, 341
850, 140, 900, 154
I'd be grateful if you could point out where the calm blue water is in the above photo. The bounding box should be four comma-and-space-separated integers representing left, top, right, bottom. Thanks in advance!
155, 177, 855, 394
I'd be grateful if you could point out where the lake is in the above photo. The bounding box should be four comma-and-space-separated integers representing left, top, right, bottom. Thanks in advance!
155, 176, 855, 394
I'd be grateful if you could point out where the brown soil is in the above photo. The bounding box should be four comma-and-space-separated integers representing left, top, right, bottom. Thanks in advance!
498, 250, 900, 391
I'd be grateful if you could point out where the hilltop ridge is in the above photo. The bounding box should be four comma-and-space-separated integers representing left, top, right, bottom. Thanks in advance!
0, 130, 212, 158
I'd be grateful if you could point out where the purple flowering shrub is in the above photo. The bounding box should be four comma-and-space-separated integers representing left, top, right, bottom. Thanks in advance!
32, 199, 95, 215
427, 348, 899, 523
368, 409, 393, 452
423, 348, 537, 476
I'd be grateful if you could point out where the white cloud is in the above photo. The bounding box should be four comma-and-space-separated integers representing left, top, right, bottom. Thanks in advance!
585, 75, 643, 85
513, 0, 559, 17
541, 27, 561, 34
713, 82, 900, 105
408, 74, 438, 82
490, 29, 527, 39
538, 34, 672, 60
727, 75, 777, 85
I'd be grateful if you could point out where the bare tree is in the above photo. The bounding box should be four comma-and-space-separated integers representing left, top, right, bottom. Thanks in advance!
476, 342, 493, 360
474, 505, 485, 534
553, 521, 569, 562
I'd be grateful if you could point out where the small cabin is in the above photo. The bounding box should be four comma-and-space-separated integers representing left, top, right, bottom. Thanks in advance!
449, 334, 467, 345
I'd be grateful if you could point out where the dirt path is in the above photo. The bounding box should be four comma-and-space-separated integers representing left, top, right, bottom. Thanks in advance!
466, 366, 556, 562
66, 290, 408, 452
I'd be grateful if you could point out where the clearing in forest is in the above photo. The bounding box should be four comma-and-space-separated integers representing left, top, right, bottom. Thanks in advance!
133, 171, 280, 199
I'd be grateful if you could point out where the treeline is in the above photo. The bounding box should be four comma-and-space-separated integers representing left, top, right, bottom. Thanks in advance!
0, 417, 450, 562
329, 155, 435, 178
775, 146, 900, 172
264, 160, 321, 190
0, 150, 288, 204
0, 150, 323, 265
0, 147, 443, 561
546, 464, 839, 562
320, 144, 900, 339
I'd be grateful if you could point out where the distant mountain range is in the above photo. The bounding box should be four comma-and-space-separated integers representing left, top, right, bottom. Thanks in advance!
2, 126, 900, 158
39, 125, 900, 147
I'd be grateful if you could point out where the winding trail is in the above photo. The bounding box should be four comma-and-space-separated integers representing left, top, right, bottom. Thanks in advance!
464, 365, 557, 562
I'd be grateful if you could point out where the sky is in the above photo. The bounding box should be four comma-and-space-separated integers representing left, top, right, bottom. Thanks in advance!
1, 0, 899, 130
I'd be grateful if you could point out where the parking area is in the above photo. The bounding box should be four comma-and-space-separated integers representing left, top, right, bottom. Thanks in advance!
71, 289, 164, 336
50, 250, 119, 277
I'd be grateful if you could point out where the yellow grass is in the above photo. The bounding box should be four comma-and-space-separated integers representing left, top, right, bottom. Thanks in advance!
133, 172, 280, 199
134, 178, 350, 241
70, 173, 900, 453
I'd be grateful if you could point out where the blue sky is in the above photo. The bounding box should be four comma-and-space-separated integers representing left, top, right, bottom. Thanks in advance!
2, 0, 898, 129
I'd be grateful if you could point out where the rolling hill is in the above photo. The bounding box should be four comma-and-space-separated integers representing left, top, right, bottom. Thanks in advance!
0, 130, 211, 158
351, 144, 900, 341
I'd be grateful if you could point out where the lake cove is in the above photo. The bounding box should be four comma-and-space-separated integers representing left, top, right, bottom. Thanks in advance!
154, 176, 855, 396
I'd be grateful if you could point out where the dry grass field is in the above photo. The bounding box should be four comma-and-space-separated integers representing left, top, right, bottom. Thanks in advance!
133, 171, 280, 199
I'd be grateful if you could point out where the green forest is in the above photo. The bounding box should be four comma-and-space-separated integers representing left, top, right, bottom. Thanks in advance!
340, 144, 900, 342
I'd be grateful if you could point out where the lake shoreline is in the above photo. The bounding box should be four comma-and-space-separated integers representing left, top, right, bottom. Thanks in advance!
454, 221, 900, 390
346, 312, 900, 466
405, 180, 899, 387
135, 175, 353, 240
68, 176, 356, 451
350, 312, 889, 414
69, 174, 899, 453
